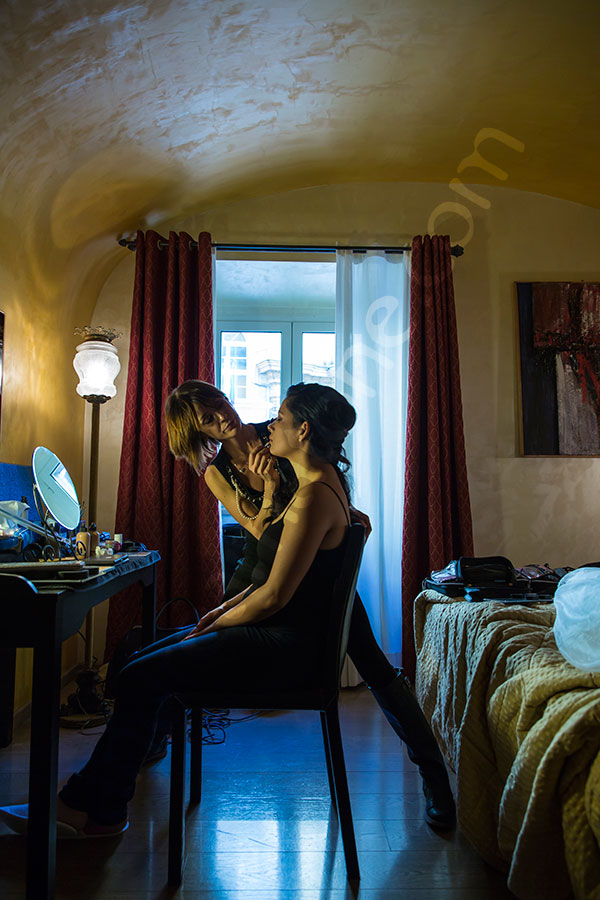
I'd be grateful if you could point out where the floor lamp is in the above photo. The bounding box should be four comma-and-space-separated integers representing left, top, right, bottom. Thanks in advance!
73, 326, 121, 668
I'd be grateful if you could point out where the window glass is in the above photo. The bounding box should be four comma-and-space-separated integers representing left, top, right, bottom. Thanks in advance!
220, 331, 281, 422
302, 332, 335, 387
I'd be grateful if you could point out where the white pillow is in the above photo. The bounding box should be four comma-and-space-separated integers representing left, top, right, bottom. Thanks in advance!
553, 567, 600, 672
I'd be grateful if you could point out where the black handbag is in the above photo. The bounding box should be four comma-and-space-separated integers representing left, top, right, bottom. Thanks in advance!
423, 555, 557, 602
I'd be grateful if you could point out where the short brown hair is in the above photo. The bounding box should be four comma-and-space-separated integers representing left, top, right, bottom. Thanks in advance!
165, 380, 227, 473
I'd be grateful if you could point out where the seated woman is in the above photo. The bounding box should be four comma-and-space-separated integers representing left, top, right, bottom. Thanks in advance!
165, 380, 455, 829
0, 382, 363, 836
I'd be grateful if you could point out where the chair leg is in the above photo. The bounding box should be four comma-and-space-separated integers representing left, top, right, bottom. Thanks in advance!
168, 700, 187, 886
320, 710, 337, 809
190, 707, 203, 804
324, 703, 360, 881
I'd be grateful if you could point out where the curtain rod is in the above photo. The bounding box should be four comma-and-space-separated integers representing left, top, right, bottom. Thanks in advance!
117, 238, 464, 257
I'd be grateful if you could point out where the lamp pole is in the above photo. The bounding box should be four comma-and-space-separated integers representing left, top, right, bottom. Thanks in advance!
85, 395, 109, 526
73, 327, 121, 669
81, 395, 108, 669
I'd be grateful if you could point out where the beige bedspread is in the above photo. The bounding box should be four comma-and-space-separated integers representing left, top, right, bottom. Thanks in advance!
414, 590, 600, 900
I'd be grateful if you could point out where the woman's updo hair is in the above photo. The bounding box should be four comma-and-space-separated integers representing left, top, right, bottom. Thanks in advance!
165, 379, 227, 473
283, 382, 356, 503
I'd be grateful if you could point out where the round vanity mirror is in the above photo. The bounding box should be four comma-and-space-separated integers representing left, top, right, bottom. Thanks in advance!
31, 446, 81, 531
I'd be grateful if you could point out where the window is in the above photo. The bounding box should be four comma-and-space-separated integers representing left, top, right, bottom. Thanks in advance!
216, 257, 336, 421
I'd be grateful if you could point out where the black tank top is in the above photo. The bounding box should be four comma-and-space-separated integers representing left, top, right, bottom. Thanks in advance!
210, 422, 296, 601
250, 482, 351, 633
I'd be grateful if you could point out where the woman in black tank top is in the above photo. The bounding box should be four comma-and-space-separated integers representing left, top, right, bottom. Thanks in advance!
180, 382, 355, 639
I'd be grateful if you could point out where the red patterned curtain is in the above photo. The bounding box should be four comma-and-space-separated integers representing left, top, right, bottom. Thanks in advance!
104, 230, 223, 660
401, 235, 473, 680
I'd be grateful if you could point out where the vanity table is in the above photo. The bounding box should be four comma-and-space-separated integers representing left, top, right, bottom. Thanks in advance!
0, 550, 160, 900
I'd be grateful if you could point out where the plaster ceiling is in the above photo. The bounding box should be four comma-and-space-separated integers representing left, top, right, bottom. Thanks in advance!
1, 0, 599, 259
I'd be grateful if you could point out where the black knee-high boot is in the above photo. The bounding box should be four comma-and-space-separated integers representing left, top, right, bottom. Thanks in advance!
370, 669, 456, 829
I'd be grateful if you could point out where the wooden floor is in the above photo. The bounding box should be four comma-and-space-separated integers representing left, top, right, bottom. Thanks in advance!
0, 685, 517, 899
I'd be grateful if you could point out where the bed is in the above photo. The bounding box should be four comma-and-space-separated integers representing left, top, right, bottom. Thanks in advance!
414, 590, 600, 900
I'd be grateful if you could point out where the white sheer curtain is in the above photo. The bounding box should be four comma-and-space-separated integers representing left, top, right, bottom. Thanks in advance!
336, 250, 410, 679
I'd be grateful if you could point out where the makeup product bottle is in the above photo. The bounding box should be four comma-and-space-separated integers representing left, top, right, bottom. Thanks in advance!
75, 521, 90, 560
88, 523, 100, 555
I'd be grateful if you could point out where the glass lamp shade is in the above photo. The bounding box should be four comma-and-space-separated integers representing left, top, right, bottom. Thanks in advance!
73, 340, 120, 399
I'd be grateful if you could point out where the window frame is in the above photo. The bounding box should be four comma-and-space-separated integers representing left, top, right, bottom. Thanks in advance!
292, 322, 335, 385
216, 321, 292, 406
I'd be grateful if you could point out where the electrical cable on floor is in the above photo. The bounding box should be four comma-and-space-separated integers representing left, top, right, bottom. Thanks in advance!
193, 709, 264, 745
64, 698, 263, 743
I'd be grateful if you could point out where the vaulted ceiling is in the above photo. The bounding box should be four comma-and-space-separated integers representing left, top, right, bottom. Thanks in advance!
1, 0, 599, 266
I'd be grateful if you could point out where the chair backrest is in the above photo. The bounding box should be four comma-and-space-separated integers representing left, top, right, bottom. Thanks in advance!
0, 573, 39, 602
321, 523, 366, 691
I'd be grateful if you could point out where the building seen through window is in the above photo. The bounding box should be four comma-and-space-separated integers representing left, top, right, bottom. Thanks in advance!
220, 332, 248, 401
221, 331, 280, 421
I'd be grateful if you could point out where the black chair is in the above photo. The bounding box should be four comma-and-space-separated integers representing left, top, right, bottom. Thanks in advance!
221, 522, 246, 586
167, 523, 366, 885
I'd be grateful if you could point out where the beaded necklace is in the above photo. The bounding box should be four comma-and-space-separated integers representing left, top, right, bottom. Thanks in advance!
224, 426, 270, 521
233, 477, 262, 521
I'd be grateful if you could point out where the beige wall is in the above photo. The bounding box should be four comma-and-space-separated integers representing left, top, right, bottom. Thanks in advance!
0, 210, 129, 710
0, 245, 100, 711
88, 181, 600, 658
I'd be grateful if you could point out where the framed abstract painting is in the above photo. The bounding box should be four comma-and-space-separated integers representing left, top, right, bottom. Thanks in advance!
517, 282, 600, 456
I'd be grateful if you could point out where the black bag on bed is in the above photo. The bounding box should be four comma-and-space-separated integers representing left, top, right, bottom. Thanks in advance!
422, 556, 559, 602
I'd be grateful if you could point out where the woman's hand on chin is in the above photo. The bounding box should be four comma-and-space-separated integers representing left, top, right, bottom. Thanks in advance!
248, 445, 280, 487
182, 605, 224, 641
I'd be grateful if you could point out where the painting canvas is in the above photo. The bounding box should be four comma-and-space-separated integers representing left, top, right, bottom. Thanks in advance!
517, 282, 600, 456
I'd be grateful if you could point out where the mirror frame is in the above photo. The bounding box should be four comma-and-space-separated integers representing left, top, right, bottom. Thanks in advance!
31, 446, 81, 531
